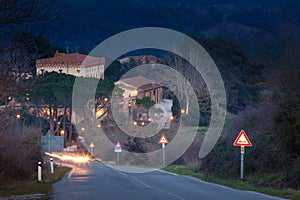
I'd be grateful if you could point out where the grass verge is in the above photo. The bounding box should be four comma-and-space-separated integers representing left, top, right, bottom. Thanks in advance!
163, 165, 300, 200
0, 166, 71, 198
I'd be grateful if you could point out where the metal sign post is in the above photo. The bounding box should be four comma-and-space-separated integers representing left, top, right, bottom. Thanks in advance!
233, 130, 252, 179
158, 134, 169, 166
114, 142, 122, 165
117, 152, 120, 164
162, 143, 166, 166
240, 146, 244, 179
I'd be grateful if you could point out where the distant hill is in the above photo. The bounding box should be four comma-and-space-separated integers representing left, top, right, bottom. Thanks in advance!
30, 0, 300, 52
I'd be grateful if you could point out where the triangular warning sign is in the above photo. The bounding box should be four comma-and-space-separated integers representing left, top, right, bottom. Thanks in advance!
158, 134, 169, 144
233, 130, 252, 146
115, 142, 122, 148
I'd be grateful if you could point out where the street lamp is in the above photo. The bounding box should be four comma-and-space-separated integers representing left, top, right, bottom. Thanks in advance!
133, 121, 137, 126
16, 114, 24, 136
60, 129, 65, 136
132, 90, 138, 96
180, 109, 185, 114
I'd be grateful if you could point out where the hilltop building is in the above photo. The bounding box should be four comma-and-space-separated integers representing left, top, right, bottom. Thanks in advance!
115, 76, 163, 103
36, 51, 105, 79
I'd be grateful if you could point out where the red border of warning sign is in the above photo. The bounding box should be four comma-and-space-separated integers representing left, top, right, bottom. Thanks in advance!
158, 134, 169, 144
115, 141, 122, 148
233, 130, 252, 146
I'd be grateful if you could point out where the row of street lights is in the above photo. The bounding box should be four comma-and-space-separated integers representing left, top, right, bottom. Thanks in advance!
129, 109, 186, 127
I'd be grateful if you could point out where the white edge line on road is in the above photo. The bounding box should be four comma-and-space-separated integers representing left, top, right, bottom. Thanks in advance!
67, 167, 75, 179
162, 172, 287, 200
185, 176, 287, 200
61, 163, 75, 179
158, 169, 179, 176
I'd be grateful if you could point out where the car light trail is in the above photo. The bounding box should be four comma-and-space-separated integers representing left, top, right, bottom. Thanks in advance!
45, 152, 90, 164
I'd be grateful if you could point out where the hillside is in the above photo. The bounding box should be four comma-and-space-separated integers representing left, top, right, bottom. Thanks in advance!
27, 0, 300, 52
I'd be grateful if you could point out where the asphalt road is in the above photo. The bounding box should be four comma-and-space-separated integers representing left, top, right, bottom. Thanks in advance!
50, 161, 284, 200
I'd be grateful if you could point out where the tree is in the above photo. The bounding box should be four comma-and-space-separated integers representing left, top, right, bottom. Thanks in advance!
0, 0, 57, 27
0, 0, 59, 182
165, 37, 264, 125
136, 97, 155, 109
197, 27, 300, 190
104, 60, 124, 81
259, 26, 300, 159
0, 32, 58, 80
29, 72, 120, 140
198, 37, 265, 114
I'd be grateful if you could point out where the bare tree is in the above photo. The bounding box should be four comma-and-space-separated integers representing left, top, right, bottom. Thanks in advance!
258, 23, 300, 157
165, 50, 210, 117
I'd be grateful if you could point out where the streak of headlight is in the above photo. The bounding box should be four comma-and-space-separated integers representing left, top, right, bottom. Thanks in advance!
45, 152, 90, 164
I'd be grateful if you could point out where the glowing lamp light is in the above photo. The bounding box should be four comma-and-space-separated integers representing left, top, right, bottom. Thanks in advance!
96, 108, 104, 117
132, 90, 138, 96
133, 121, 137, 126
43, 109, 50, 115
180, 109, 185, 114
16, 114, 21, 119
81, 127, 85, 131
60, 130, 65, 135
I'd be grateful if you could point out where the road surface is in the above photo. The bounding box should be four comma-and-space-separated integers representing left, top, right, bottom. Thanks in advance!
50, 161, 284, 200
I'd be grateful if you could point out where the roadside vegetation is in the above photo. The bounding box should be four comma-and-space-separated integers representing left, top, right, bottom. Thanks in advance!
0, 165, 71, 198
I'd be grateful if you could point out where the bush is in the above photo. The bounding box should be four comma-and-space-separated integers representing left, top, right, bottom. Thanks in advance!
0, 122, 42, 182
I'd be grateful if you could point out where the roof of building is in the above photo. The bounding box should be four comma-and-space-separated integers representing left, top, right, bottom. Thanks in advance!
36, 52, 105, 67
117, 76, 154, 88
138, 83, 162, 91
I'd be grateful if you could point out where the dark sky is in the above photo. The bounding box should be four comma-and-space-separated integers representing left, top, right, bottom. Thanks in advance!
29, 0, 300, 51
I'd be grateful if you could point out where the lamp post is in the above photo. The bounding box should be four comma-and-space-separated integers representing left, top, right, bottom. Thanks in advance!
60, 129, 66, 148
16, 114, 25, 136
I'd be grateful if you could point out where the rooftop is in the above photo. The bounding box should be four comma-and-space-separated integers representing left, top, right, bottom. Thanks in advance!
138, 83, 162, 91
117, 76, 154, 88
36, 51, 105, 66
